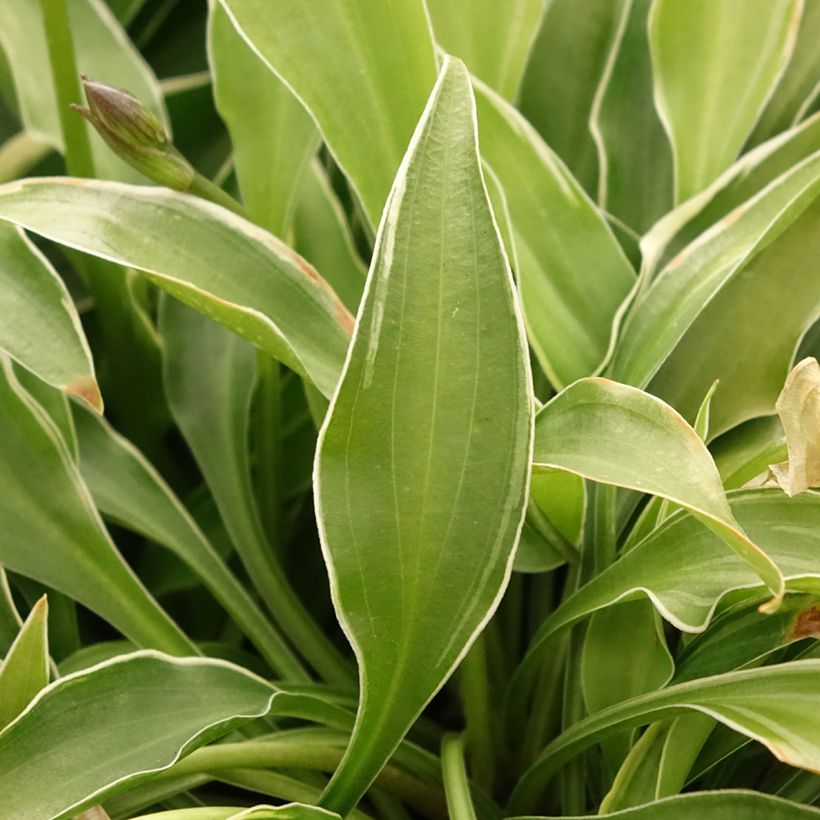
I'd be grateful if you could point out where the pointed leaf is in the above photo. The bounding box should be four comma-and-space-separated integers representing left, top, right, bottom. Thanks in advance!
649, 0, 801, 201
644, 112, 820, 273
511, 660, 820, 812
473, 81, 635, 386
72, 405, 303, 679
0, 222, 99, 409
526, 489, 820, 672
0, 357, 193, 655
208, 1, 319, 235
426, 0, 545, 100
533, 378, 782, 596
159, 299, 348, 684
0, 652, 280, 819
0, 179, 353, 398
219, 0, 437, 225
609, 150, 820, 435
0, 595, 49, 728
315, 58, 532, 814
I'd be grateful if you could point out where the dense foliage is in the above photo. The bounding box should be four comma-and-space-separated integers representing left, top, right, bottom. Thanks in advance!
0, 0, 818, 818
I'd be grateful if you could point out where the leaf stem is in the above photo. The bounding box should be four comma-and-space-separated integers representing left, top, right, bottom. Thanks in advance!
441, 734, 478, 820
39, 0, 95, 177
459, 633, 496, 789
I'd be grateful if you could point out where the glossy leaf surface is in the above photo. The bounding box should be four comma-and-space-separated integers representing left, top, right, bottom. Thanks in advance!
315, 58, 532, 814
0, 179, 353, 398
0, 652, 278, 818
533, 378, 782, 596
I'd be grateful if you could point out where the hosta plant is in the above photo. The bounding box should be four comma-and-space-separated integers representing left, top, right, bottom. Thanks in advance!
0, 0, 819, 818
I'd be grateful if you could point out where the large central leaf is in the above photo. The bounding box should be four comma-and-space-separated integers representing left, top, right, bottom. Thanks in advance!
315, 57, 533, 814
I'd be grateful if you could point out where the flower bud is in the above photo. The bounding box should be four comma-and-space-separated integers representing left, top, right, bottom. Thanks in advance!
71, 76, 194, 190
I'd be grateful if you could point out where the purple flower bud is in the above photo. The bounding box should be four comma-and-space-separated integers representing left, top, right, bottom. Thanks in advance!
71, 76, 194, 190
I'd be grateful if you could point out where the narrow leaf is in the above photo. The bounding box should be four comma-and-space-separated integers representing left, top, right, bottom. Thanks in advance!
511, 660, 820, 812
473, 81, 635, 386
208, 1, 319, 235
0, 595, 49, 728
315, 58, 532, 814
526, 489, 820, 668
649, 0, 801, 202
0, 652, 279, 818
0, 179, 353, 398
0, 222, 99, 409
0, 357, 193, 655
591, 0, 674, 232
426, 0, 545, 101
72, 405, 304, 679
519, 0, 627, 195
219, 0, 437, 225
532, 378, 783, 597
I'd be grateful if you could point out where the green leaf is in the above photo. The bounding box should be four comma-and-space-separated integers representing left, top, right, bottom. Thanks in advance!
0, 0, 168, 182
72, 404, 304, 679
0, 594, 49, 728
532, 378, 783, 597
510, 660, 820, 813
591, 0, 674, 233
609, 151, 820, 434
511, 789, 820, 819
649, 0, 802, 202
219, 0, 437, 225
527, 489, 820, 661
159, 298, 350, 685
518, 0, 627, 195
0, 651, 280, 818
647, 191, 820, 437
426, 0, 545, 101
0, 357, 193, 655
749, 0, 820, 145
133, 806, 341, 820
0, 178, 354, 398
315, 58, 532, 814
207, 0, 319, 235
645, 112, 820, 273
473, 81, 635, 386
292, 160, 367, 313
0, 222, 100, 409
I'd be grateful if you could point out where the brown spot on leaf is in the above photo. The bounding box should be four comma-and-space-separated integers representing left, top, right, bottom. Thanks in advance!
66, 376, 104, 413
791, 605, 820, 640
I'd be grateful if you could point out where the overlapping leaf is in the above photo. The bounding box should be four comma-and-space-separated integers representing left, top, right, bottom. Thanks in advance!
219, 0, 437, 225
0, 179, 353, 397
315, 58, 532, 814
